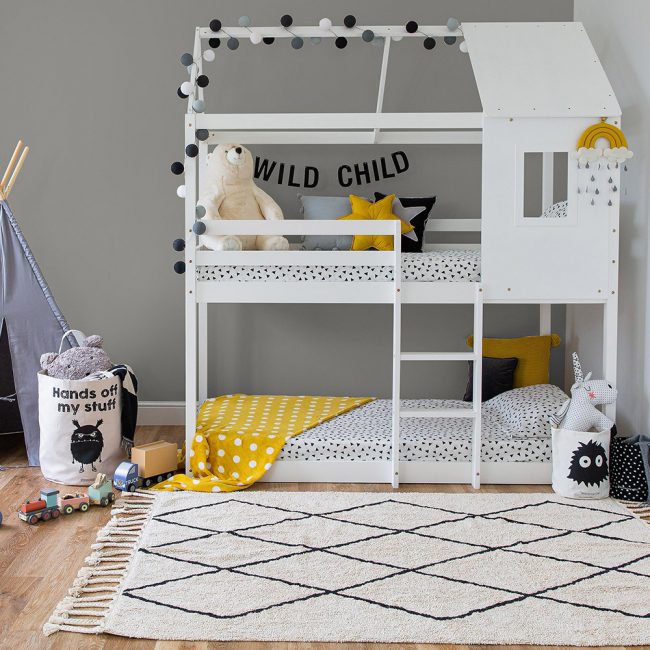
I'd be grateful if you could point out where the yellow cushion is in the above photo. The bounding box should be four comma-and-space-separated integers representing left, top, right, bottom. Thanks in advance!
337, 194, 413, 251
466, 334, 561, 388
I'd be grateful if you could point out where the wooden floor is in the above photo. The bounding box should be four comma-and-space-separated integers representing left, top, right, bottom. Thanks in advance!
0, 425, 645, 650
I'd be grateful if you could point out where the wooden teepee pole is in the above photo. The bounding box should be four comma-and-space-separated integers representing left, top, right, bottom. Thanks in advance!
1, 140, 23, 193
4, 145, 29, 197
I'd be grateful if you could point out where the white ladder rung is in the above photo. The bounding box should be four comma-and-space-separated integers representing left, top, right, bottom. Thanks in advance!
400, 352, 474, 361
400, 407, 477, 419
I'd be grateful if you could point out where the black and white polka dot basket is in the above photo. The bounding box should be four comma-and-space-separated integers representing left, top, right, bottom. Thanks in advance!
551, 428, 610, 499
609, 429, 650, 502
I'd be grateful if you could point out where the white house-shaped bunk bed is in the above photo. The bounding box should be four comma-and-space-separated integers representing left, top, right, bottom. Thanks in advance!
182, 21, 621, 489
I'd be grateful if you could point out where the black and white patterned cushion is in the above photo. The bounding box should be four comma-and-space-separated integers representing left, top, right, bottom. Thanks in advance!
197, 250, 480, 283
278, 385, 568, 463
541, 200, 568, 218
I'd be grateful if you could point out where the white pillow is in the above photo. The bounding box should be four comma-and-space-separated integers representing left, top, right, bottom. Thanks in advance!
484, 384, 568, 438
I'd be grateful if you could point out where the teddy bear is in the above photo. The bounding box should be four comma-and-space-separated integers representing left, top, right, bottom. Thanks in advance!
197, 144, 290, 251
40, 335, 112, 380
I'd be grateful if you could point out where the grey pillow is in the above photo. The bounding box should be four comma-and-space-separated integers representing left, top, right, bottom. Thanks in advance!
299, 195, 354, 251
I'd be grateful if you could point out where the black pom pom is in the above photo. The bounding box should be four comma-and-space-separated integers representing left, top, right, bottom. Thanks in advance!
423, 37, 436, 50
170, 161, 184, 175
344, 14, 356, 28
280, 14, 293, 28
177, 86, 188, 99
197, 74, 209, 88
405, 20, 418, 33
335, 36, 348, 49
208, 37, 221, 48
444, 36, 457, 45
209, 19, 222, 33
173, 261, 186, 274
172, 238, 185, 252
195, 129, 209, 141
263, 37, 275, 45
185, 144, 199, 158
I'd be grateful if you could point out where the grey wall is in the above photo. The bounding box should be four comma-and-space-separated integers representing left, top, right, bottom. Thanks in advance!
573, 0, 650, 434
0, 0, 571, 402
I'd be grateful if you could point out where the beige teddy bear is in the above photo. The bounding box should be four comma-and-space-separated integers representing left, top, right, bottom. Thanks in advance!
197, 144, 289, 251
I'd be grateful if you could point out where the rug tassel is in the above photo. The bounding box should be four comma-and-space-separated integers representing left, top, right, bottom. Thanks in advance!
44, 492, 157, 637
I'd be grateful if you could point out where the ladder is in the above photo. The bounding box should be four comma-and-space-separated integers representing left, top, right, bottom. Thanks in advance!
391, 282, 483, 489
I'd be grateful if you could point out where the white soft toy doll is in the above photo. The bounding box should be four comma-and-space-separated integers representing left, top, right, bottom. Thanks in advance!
197, 144, 289, 251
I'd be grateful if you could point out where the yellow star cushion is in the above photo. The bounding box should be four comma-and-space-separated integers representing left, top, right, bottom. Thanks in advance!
338, 194, 414, 251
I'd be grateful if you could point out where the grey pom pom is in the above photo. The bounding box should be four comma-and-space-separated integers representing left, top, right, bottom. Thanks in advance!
238, 15, 251, 27
192, 99, 205, 113
195, 204, 206, 219
192, 221, 207, 235
291, 36, 304, 49
362, 29, 374, 42
447, 17, 460, 31
196, 129, 209, 141
227, 37, 240, 50
180, 52, 193, 66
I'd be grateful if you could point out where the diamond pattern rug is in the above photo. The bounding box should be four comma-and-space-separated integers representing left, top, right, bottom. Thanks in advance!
46, 491, 650, 644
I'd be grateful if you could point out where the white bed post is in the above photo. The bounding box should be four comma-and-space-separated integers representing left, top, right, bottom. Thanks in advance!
184, 28, 201, 474
471, 284, 483, 489
391, 220, 402, 488
373, 37, 391, 143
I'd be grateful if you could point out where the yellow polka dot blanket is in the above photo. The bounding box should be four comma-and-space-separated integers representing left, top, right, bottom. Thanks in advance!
154, 394, 372, 493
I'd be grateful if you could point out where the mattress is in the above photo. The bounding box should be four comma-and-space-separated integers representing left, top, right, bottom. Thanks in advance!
278, 391, 564, 463
197, 249, 480, 283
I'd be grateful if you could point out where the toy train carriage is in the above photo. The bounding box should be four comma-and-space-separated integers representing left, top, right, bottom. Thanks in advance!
58, 493, 90, 515
114, 441, 178, 491
19, 488, 60, 524
88, 473, 116, 506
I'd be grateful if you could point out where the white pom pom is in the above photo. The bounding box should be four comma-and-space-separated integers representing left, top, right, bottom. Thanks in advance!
392, 36, 403, 42
202, 49, 215, 62
176, 185, 186, 198
459, 40, 468, 53
180, 81, 193, 96
250, 32, 262, 45
319, 18, 332, 31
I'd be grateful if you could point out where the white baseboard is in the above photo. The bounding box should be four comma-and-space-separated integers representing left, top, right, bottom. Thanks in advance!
138, 401, 185, 425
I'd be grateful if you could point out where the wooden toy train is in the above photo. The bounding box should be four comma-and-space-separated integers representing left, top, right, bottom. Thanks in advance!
114, 441, 178, 491
18, 474, 115, 525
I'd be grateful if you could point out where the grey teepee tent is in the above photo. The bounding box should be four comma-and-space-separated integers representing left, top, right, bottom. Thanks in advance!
0, 142, 74, 465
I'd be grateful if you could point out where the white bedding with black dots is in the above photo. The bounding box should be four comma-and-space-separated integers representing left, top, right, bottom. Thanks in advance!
278, 384, 568, 463
197, 250, 480, 283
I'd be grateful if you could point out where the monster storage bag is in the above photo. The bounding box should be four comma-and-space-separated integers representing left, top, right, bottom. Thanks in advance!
38, 370, 123, 485
552, 427, 610, 499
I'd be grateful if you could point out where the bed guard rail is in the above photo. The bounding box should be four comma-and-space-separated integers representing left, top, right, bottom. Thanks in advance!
194, 219, 402, 267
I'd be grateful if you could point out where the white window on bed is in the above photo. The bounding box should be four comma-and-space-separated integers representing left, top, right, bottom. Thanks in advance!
518, 151, 574, 226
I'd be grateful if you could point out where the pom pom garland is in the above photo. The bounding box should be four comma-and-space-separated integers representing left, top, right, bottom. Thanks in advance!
208, 38, 221, 48
195, 129, 209, 141
238, 15, 251, 27
172, 238, 185, 252
192, 99, 205, 113
423, 37, 436, 50
447, 17, 460, 31
176, 184, 186, 198
344, 15, 356, 28
280, 14, 293, 28
185, 144, 199, 157
192, 221, 207, 235
319, 18, 332, 31
180, 81, 193, 96
362, 29, 375, 42
197, 74, 209, 88
170, 161, 184, 175
180, 52, 193, 66
173, 261, 186, 274
195, 205, 206, 219
202, 49, 215, 62
227, 37, 239, 50
405, 20, 418, 33
291, 36, 304, 49
209, 19, 222, 33
335, 36, 348, 49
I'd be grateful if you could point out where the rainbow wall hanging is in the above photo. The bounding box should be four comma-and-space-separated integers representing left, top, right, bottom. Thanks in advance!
571, 119, 633, 206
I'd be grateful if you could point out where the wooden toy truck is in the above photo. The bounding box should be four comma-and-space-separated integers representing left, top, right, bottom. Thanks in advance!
19, 488, 61, 524
87, 473, 115, 506
114, 441, 178, 490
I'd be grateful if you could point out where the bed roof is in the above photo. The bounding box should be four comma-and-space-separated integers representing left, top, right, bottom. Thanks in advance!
462, 22, 620, 119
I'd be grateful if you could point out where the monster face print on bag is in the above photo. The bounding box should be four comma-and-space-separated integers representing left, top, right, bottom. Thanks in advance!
70, 419, 104, 472
567, 440, 609, 487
